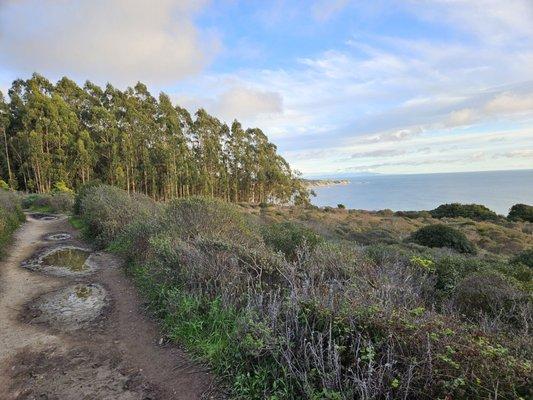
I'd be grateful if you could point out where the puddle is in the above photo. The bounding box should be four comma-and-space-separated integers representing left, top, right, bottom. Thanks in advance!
42, 248, 89, 272
30, 213, 58, 221
25, 283, 108, 331
44, 232, 72, 241
22, 246, 97, 277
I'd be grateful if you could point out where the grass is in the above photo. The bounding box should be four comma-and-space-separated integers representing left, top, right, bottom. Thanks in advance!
68, 215, 85, 230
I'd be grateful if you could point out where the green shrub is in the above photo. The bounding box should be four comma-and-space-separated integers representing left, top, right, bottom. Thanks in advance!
453, 272, 527, 324
73, 179, 101, 215
511, 248, 533, 268
262, 221, 322, 259
22, 193, 73, 213
163, 196, 260, 247
508, 203, 533, 222
79, 184, 160, 246
394, 210, 432, 219
430, 203, 498, 221
411, 224, 477, 254
0, 179, 9, 190
52, 180, 74, 195
337, 203, 345, 209
0, 191, 25, 255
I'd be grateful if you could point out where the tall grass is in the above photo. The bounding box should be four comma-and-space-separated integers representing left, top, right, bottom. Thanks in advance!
77, 184, 532, 399
0, 190, 25, 256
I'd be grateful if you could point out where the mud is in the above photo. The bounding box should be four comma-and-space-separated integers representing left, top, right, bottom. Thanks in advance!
23, 283, 108, 332
28, 213, 59, 221
0, 213, 217, 399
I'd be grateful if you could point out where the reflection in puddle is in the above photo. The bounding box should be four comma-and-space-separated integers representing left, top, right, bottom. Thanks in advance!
41, 248, 89, 272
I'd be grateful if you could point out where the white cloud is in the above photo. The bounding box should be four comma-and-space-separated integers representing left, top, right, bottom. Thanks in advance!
0, 0, 218, 86
213, 86, 283, 120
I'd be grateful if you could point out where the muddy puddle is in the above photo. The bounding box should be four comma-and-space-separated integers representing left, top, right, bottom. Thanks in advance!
24, 283, 108, 331
22, 245, 97, 276
44, 232, 72, 241
29, 213, 59, 221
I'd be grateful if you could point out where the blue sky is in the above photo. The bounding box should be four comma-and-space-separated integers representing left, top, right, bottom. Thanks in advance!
1, 0, 532, 176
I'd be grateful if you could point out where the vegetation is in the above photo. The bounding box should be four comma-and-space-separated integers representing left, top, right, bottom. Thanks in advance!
410, 224, 477, 254
430, 203, 499, 221
22, 192, 74, 213
0, 73, 308, 204
508, 204, 533, 222
0, 190, 25, 255
76, 185, 532, 400
512, 248, 533, 268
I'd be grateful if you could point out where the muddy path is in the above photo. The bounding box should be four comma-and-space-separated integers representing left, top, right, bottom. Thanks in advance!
0, 214, 217, 400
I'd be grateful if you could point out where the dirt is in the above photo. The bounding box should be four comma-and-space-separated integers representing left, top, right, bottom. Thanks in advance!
0, 214, 218, 400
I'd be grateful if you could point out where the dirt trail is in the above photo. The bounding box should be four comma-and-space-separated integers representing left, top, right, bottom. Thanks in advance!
0, 214, 217, 400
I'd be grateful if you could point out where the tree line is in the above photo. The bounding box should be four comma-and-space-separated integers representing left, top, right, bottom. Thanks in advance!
0, 73, 309, 204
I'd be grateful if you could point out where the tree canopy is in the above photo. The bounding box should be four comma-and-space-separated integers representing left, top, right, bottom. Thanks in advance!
0, 73, 308, 204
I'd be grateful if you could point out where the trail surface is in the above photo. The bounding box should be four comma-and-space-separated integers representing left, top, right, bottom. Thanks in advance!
0, 214, 216, 400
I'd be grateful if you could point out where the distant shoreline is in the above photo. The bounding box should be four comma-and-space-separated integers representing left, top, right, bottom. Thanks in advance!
303, 179, 350, 188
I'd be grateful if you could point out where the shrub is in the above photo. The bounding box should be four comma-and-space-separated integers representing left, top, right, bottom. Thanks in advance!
453, 272, 527, 325
21, 193, 73, 213
394, 210, 432, 219
0, 179, 9, 190
73, 179, 101, 215
163, 196, 260, 247
79, 184, 160, 246
0, 190, 25, 255
511, 248, 533, 268
411, 224, 477, 254
508, 203, 533, 222
430, 203, 498, 221
52, 180, 74, 195
337, 203, 345, 209
262, 221, 322, 260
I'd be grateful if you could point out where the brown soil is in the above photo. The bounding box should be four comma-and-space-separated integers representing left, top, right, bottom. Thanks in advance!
0, 214, 218, 400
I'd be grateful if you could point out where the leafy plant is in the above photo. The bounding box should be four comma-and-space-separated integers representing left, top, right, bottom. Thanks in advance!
411, 224, 477, 254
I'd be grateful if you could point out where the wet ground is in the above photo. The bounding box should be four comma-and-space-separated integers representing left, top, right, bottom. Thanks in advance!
0, 213, 218, 399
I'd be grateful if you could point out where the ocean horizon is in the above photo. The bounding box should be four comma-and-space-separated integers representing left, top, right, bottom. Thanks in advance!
310, 169, 533, 215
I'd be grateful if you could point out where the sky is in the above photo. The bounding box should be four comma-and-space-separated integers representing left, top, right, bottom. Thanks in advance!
0, 0, 532, 176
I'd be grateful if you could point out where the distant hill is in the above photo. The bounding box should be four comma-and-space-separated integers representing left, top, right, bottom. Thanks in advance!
302, 178, 350, 188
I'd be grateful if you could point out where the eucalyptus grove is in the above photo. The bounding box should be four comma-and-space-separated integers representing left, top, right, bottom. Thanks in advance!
1, 74, 308, 204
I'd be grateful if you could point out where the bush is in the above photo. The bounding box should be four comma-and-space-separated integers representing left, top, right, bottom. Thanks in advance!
0, 179, 9, 190
430, 203, 498, 221
262, 221, 322, 260
394, 210, 432, 219
163, 196, 260, 247
79, 184, 160, 246
453, 272, 527, 325
411, 224, 477, 254
0, 191, 25, 255
77, 185, 532, 400
337, 203, 345, 209
21, 193, 74, 213
512, 248, 533, 268
508, 203, 533, 222
52, 180, 74, 195
73, 179, 101, 215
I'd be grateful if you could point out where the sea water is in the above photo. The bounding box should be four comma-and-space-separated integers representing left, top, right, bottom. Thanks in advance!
311, 169, 533, 215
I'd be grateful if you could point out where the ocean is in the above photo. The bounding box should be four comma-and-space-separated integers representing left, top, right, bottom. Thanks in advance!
310, 169, 533, 215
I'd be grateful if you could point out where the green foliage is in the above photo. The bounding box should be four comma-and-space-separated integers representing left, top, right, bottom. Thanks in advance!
262, 221, 322, 259
337, 203, 345, 209
411, 224, 477, 254
430, 203, 499, 221
1, 73, 307, 205
0, 190, 25, 256
0, 179, 9, 190
52, 181, 74, 195
76, 185, 532, 400
508, 203, 533, 222
453, 271, 528, 327
511, 248, 533, 268
22, 192, 74, 213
